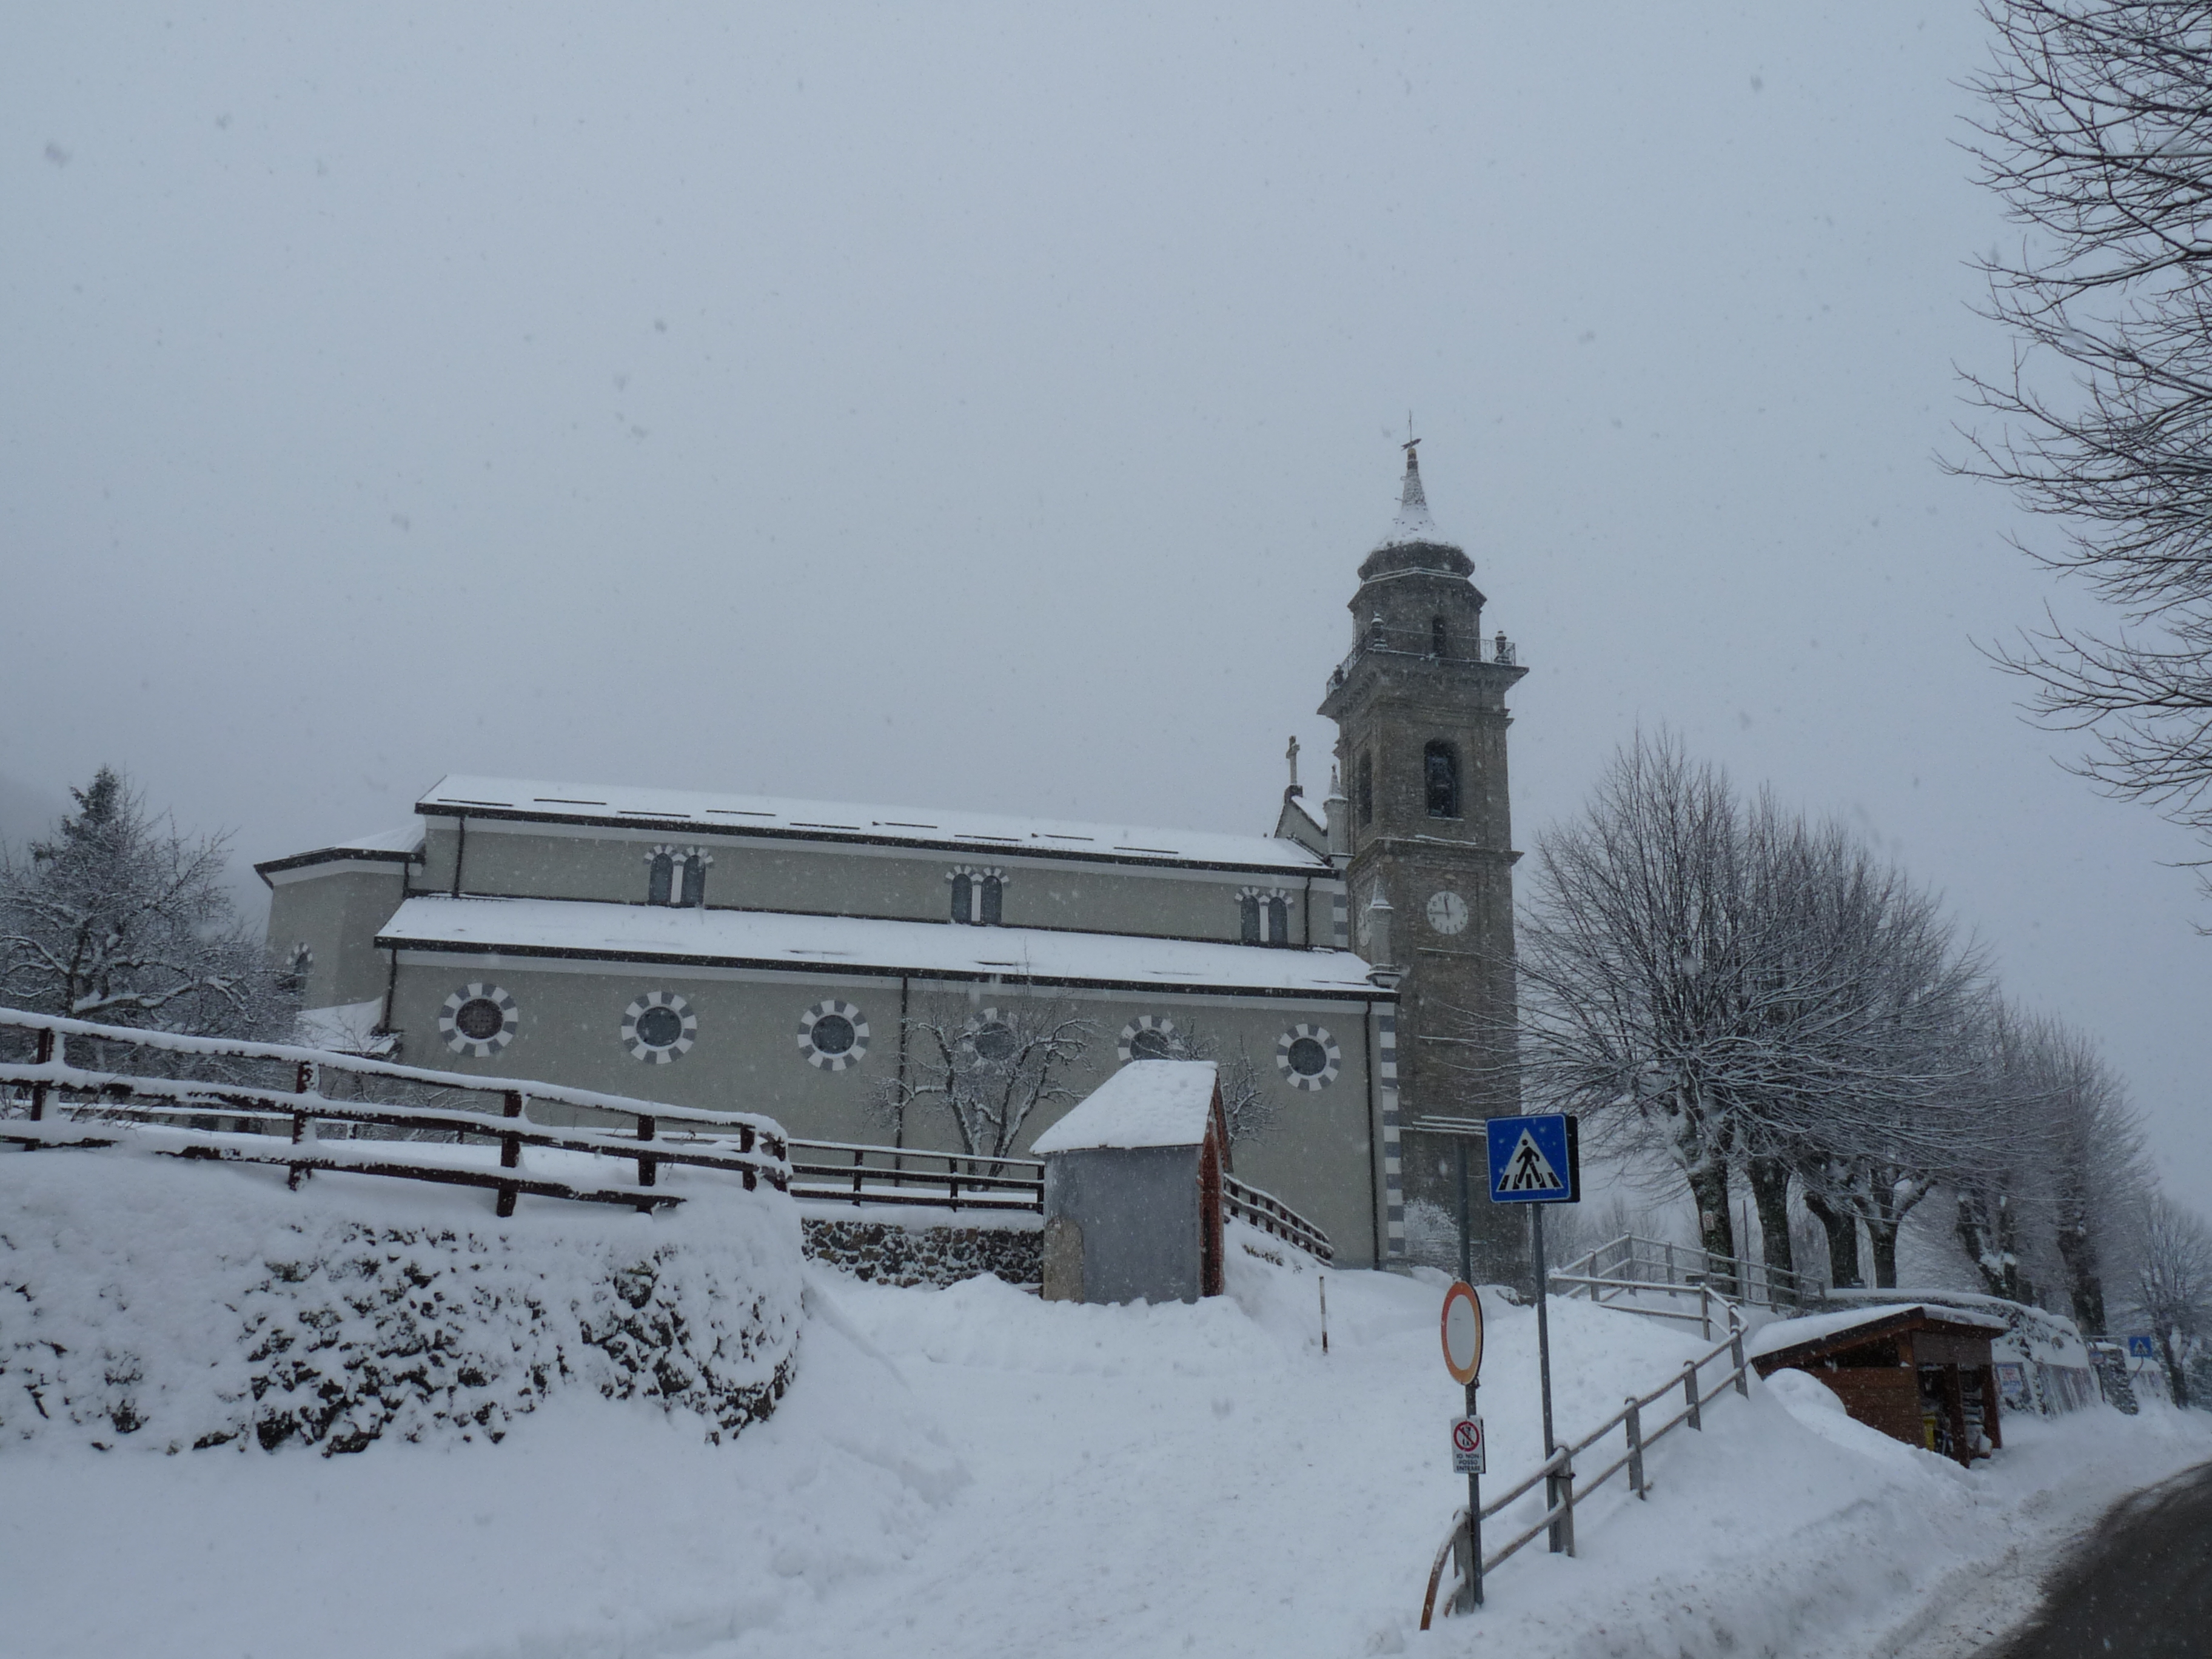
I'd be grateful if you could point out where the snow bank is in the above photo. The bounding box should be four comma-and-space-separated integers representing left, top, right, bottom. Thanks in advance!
2, 1213, 2207, 1658
0, 1145, 802, 1453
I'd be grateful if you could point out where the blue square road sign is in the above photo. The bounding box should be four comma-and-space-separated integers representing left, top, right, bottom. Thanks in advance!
1484, 1113, 1580, 1204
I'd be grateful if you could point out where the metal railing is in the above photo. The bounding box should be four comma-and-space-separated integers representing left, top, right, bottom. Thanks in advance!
1420, 1312, 1752, 1627
1550, 1233, 1812, 1330
1222, 1172, 1333, 1262
786, 1139, 1044, 1213
1327, 623, 1519, 694
0, 1007, 789, 1215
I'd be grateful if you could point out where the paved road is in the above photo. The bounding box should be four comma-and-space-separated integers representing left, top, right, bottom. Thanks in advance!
1989, 1460, 2212, 1658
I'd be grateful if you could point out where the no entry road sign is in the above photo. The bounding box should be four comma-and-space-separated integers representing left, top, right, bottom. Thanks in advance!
1484, 1113, 1580, 1204
1451, 1415, 1486, 1475
1441, 1281, 1484, 1384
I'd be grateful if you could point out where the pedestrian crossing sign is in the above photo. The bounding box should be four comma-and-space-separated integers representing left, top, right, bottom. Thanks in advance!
1484, 1113, 1579, 1205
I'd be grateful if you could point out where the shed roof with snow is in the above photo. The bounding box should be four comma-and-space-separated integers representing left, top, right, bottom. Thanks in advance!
1031, 1061, 1220, 1153
1748, 1303, 2006, 1368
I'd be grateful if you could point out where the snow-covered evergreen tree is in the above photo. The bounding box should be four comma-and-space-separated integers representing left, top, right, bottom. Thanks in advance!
0, 766, 295, 1039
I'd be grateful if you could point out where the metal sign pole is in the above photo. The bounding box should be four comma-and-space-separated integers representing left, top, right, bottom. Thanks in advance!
1455, 1137, 1473, 1287
1533, 1203, 1566, 1553
1464, 1375, 1483, 1608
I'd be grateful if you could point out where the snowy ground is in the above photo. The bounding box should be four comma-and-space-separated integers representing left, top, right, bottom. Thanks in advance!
2, 1230, 2206, 1659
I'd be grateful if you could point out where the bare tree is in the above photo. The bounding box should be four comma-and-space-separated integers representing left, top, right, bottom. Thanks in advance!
1164, 1023, 1277, 1164
1504, 734, 2000, 1294
1506, 735, 1758, 1281
870, 990, 1094, 1162
1958, 3, 2212, 860
2127, 1193, 2212, 1405
0, 767, 295, 1041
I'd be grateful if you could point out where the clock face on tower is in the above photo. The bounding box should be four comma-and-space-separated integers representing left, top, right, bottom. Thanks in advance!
1426, 890, 1469, 936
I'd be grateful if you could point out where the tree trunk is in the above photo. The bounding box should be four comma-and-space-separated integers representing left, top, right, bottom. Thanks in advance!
1866, 1218, 1901, 1289
1805, 1190, 1862, 1289
2158, 1330, 2191, 1409
1745, 1153, 1796, 1298
1956, 1194, 1999, 1297
1687, 1162, 1739, 1296
2054, 1215, 2106, 1335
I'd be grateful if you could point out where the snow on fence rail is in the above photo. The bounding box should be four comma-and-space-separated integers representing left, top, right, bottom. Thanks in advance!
785, 1138, 1044, 1213
1550, 1233, 1812, 1330
0, 1007, 789, 1214
1420, 1310, 1753, 1627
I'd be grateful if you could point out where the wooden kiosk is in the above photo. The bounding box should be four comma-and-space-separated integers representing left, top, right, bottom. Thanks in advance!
1748, 1303, 2008, 1466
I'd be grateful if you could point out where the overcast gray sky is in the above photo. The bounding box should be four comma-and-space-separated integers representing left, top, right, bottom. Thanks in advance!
5, 4, 2205, 1207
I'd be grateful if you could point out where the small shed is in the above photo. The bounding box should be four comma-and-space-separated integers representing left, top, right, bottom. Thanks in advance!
1749, 1303, 2009, 1466
1031, 1061, 1226, 1305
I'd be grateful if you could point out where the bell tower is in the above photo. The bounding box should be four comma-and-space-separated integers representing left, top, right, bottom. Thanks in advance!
1318, 442, 1528, 1280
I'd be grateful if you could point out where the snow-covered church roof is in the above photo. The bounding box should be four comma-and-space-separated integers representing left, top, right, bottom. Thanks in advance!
375, 896, 1387, 1000
256, 825, 423, 882
414, 776, 1327, 874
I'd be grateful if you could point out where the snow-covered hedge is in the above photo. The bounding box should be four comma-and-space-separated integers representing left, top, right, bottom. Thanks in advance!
0, 1148, 803, 1454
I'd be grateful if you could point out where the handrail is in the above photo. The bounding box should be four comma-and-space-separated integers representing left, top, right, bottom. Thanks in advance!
0, 1008, 791, 1216
1420, 1311, 1751, 1627
1222, 1172, 1334, 1262
1551, 1233, 1812, 1317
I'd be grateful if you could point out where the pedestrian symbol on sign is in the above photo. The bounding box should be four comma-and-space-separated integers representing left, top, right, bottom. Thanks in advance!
1499, 1129, 1565, 1193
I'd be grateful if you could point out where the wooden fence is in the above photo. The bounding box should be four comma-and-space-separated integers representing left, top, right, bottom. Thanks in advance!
781, 1136, 1335, 1265
0, 1007, 788, 1215
785, 1139, 1045, 1213
1420, 1313, 1754, 1626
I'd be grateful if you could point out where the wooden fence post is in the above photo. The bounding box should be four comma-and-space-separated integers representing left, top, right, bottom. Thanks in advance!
495, 1089, 523, 1218
288, 1060, 316, 1190
1684, 1362, 1702, 1431
1625, 1396, 1646, 1498
635, 1113, 658, 1193
29, 1026, 54, 1123
1731, 1322, 1749, 1396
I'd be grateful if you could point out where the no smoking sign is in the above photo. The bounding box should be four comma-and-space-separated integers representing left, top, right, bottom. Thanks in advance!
1451, 1415, 1486, 1475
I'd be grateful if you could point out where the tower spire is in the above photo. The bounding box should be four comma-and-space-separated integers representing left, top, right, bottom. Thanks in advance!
1379, 435, 1439, 546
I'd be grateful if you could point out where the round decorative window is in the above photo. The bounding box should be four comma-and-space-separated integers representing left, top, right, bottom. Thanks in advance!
1275, 1022, 1341, 1091
1117, 1014, 1182, 1064
438, 983, 518, 1058
1426, 890, 1469, 936
621, 991, 697, 1063
965, 1010, 1017, 1066
797, 999, 870, 1071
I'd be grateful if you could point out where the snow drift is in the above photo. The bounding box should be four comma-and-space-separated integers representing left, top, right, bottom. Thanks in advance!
0, 1147, 803, 1453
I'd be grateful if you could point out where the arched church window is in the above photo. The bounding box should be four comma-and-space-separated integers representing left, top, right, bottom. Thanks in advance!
1356, 753, 1374, 826
1239, 892, 1261, 943
1431, 615, 1449, 657
1267, 896, 1290, 945
1425, 741, 1460, 819
647, 846, 711, 907
949, 866, 1005, 924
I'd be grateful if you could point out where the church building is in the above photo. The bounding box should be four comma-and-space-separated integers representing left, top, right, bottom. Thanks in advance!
259, 447, 1526, 1275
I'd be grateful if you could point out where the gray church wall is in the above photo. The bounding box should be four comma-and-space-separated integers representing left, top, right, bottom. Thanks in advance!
265, 865, 408, 1010
380, 954, 1384, 1267
419, 817, 1322, 947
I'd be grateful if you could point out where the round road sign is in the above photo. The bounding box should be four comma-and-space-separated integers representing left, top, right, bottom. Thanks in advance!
1441, 1281, 1484, 1384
